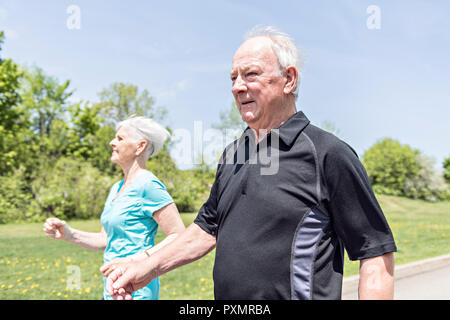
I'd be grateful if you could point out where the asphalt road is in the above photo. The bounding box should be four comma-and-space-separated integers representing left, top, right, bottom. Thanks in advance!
342, 264, 450, 300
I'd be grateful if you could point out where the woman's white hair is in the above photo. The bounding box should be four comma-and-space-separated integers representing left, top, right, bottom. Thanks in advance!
116, 116, 170, 161
244, 25, 303, 99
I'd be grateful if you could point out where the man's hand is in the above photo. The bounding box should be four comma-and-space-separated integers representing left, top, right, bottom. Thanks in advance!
100, 251, 148, 278
104, 259, 156, 300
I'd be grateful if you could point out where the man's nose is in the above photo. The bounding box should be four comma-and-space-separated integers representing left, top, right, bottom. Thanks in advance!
109, 139, 115, 148
232, 75, 247, 94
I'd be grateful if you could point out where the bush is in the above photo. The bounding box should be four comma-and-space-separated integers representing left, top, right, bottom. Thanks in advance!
444, 157, 450, 182
363, 138, 449, 201
403, 154, 450, 201
363, 138, 421, 196
28, 157, 116, 222
0, 167, 33, 223
164, 169, 214, 213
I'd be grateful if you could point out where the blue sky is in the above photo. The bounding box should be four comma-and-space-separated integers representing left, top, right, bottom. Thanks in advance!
1, 0, 449, 168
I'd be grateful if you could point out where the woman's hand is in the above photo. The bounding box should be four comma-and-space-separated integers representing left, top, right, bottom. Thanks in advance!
43, 217, 73, 241
100, 257, 134, 277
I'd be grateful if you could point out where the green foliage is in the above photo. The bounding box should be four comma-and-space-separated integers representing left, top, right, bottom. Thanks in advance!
94, 82, 167, 126
212, 101, 246, 141
444, 157, 450, 182
0, 31, 25, 174
363, 138, 449, 201
28, 157, 116, 222
363, 138, 421, 196
0, 167, 33, 224
20, 66, 72, 138
403, 154, 449, 201
146, 146, 215, 212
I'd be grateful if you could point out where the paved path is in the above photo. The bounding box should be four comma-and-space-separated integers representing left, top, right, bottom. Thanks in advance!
342, 254, 450, 300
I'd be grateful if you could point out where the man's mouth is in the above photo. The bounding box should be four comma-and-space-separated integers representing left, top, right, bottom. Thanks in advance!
241, 100, 254, 106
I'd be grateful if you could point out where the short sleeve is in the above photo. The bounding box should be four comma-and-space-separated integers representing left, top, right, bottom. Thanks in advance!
324, 141, 397, 261
141, 177, 174, 218
194, 165, 221, 237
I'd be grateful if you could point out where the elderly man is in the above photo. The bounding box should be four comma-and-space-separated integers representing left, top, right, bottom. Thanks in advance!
102, 26, 396, 300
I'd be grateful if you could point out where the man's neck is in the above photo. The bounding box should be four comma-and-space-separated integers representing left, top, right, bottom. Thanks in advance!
250, 104, 297, 143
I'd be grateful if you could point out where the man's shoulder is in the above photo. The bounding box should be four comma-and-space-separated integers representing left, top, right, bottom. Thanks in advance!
302, 124, 360, 161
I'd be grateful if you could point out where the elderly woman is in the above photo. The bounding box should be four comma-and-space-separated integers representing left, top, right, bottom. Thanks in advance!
43, 116, 185, 300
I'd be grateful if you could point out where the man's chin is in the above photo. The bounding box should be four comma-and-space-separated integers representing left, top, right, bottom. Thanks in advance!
241, 111, 258, 124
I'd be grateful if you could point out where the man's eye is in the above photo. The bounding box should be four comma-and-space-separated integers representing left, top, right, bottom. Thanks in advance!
247, 72, 257, 77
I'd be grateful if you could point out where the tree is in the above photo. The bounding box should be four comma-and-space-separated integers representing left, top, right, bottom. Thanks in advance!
95, 82, 167, 126
444, 157, 450, 182
0, 30, 25, 174
66, 102, 101, 160
20, 66, 73, 137
212, 101, 247, 141
404, 154, 449, 201
362, 138, 421, 196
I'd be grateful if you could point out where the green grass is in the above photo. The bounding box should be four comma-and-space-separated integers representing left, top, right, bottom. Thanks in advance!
0, 195, 449, 299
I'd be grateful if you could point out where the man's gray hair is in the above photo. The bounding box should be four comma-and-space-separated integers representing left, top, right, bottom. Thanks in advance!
244, 25, 303, 98
116, 116, 170, 161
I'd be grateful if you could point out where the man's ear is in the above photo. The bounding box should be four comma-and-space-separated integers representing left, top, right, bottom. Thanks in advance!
283, 66, 298, 95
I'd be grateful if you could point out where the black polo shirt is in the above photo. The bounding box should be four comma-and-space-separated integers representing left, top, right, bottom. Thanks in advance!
194, 111, 396, 300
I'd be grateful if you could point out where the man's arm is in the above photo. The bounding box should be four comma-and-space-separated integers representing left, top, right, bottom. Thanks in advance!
104, 223, 216, 299
358, 252, 395, 299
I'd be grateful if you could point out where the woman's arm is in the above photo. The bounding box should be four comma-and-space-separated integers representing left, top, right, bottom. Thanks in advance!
43, 218, 107, 251
144, 202, 185, 256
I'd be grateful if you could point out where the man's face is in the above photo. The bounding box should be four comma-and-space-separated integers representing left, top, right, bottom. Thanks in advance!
230, 37, 286, 128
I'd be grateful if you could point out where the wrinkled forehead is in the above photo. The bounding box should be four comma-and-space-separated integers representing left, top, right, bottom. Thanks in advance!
231, 37, 278, 71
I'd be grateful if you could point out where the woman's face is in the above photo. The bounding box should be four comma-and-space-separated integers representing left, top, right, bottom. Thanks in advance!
109, 127, 139, 166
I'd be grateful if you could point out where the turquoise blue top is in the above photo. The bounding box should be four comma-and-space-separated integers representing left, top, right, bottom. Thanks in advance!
100, 170, 174, 300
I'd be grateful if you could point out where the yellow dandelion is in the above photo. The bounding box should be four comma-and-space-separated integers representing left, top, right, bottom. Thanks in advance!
25, 276, 32, 281
22, 289, 28, 294
85, 287, 91, 294
78, 290, 83, 295
201, 287, 206, 292
66, 257, 71, 263
200, 278, 206, 282
57, 292, 62, 297
16, 279, 21, 283
8, 284, 13, 289
64, 294, 69, 298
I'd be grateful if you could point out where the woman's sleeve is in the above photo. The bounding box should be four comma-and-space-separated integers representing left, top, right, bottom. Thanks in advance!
141, 178, 174, 218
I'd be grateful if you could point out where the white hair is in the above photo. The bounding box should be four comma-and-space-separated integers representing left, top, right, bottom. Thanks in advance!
244, 25, 303, 98
116, 116, 170, 161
